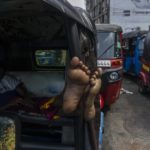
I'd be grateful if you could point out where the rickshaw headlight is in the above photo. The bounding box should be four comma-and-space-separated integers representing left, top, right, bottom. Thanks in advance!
109, 72, 119, 80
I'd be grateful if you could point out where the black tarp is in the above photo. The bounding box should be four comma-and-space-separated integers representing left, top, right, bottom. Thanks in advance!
0, 0, 95, 33
0, 0, 96, 70
96, 24, 122, 32
123, 30, 148, 39
143, 32, 150, 62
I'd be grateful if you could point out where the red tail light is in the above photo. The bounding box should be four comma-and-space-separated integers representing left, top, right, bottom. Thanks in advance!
100, 95, 104, 110
111, 60, 123, 67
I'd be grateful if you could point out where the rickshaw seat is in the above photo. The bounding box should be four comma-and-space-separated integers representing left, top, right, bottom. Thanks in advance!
20, 142, 74, 150
10, 71, 65, 98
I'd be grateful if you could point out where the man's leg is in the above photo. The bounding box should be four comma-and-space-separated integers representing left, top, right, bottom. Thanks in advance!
84, 68, 102, 121
40, 57, 102, 121
63, 57, 90, 113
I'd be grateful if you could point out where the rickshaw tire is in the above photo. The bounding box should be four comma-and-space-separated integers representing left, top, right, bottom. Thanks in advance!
138, 79, 148, 94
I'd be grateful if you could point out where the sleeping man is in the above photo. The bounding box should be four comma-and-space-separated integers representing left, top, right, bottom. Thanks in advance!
0, 56, 102, 121
0, 73, 35, 111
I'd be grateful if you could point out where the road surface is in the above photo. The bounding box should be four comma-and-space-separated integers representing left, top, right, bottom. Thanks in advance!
102, 77, 150, 150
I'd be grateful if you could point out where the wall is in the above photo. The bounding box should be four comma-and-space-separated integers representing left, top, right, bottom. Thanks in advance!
86, 0, 110, 23
110, 0, 150, 32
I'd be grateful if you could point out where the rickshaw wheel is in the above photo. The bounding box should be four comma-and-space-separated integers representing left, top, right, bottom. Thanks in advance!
138, 79, 147, 94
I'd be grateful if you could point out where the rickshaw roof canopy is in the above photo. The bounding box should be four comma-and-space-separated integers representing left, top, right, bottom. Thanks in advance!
0, 0, 95, 33
0, 0, 96, 70
123, 30, 148, 39
95, 24, 122, 32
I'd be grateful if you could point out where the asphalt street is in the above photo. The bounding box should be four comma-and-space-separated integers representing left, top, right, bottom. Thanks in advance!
102, 77, 150, 150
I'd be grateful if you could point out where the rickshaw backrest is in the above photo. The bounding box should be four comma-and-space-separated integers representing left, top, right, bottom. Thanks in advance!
6, 43, 32, 70
10, 71, 65, 97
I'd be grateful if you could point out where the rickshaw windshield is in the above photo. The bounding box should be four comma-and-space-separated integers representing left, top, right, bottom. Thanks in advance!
97, 31, 121, 59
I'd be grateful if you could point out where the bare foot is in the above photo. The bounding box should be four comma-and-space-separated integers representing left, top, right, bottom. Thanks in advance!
63, 57, 90, 113
84, 68, 102, 121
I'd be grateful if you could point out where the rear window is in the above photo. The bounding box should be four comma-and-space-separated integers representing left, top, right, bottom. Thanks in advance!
35, 49, 67, 67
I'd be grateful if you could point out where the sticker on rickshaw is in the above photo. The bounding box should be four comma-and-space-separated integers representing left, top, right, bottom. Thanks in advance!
0, 117, 16, 150
142, 64, 150, 72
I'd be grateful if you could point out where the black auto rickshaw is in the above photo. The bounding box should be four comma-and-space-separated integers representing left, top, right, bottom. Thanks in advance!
0, 0, 100, 150
96, 24, 123, 106
138, 31, 150, 94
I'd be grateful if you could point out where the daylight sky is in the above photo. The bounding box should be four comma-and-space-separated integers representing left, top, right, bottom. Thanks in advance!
67, 0, 86, 9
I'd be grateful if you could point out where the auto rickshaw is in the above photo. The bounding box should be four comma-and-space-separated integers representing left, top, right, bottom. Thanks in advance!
122, 30, 148, 76
0, 1, 100, 150
138, 31, 150, 94
96, 24, 123, 106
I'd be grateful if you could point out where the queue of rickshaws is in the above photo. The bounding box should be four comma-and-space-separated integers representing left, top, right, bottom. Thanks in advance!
96, 24, 123, 107
122, 30, 148, 76
138, 31, 150, 94
0, 0, 102, 150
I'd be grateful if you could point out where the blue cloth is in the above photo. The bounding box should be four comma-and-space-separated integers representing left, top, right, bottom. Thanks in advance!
0, 74, 21, 94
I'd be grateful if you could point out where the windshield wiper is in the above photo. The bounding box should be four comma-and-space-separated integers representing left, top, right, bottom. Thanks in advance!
98, 43, 114, 59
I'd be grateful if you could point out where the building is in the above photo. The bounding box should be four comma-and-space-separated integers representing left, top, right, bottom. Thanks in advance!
86, 0, 150, 32
86, 0, 110, 24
